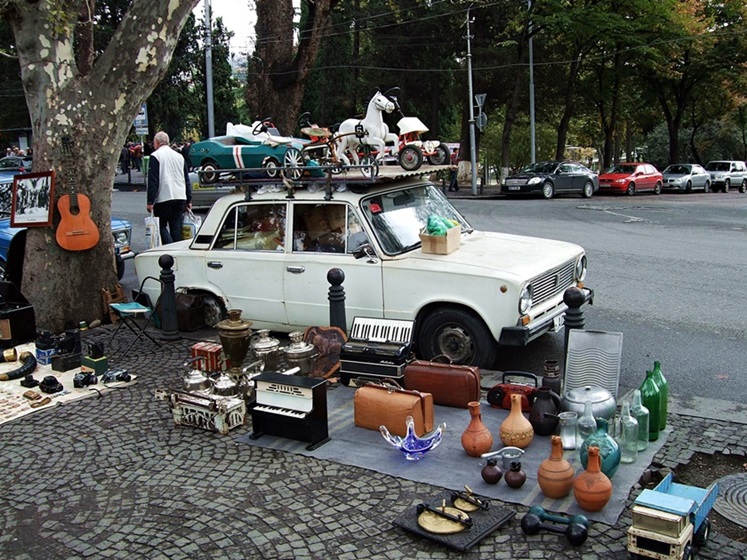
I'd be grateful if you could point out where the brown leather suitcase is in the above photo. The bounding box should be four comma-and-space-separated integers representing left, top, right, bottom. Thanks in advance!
354, 382, 434, 437
403, 357, 480, 408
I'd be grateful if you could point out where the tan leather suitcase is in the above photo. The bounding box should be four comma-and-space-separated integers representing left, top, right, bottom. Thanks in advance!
403, 357, 480, 408
354, 382, 434, 437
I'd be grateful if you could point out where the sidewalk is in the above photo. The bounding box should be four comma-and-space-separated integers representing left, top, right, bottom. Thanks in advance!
1, 325, 745, 559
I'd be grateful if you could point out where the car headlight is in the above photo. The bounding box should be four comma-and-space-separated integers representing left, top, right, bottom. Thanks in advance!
614, 178, 627, 183
575, 254, 587, 281
112, 230, 130, 247
519, 284, 532, 314
527, 177, 541, 185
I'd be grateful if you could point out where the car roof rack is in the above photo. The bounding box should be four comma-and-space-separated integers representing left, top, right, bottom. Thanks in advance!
195, 164, 453, 200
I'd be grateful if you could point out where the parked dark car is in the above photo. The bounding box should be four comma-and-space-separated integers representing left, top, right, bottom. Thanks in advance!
501, 161, 599, 199
0, 216, 134, 280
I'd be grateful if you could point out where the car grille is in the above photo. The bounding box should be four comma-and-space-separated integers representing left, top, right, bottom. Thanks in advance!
531, 260, 576, 307
505, 179, 526, 186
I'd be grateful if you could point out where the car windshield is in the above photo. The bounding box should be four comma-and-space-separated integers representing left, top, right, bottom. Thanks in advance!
606, 164, 637, 174
664, 165, 689, 175
520, 162, 559, 174
705, 162, 729, 171
360, 184, 471, 256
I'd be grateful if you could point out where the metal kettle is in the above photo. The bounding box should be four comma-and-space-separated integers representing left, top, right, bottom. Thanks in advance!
250, 329, 281, 371
183, 357, 210, 393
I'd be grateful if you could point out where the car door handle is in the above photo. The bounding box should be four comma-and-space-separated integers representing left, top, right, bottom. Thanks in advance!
287, 266, 305, 274
207, 261, 223, 269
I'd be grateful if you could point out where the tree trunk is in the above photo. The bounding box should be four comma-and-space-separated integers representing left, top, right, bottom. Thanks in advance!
555, 54, 581, 161
3, 0, 199, 332
248, 0, 336, 134
501, 35, 527, 174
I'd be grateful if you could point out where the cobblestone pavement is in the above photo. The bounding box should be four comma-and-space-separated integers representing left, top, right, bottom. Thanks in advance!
1, 327, 745, 560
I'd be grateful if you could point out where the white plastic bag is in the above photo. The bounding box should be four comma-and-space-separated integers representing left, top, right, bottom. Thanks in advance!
145, 212, 161, 249
182, 209, 202, 240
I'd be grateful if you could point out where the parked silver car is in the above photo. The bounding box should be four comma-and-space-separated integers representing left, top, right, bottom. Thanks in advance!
661, 163, 711, 193
704, 160, 747, 193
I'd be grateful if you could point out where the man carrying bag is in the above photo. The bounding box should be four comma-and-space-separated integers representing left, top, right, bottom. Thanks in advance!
147, 131, 192, 244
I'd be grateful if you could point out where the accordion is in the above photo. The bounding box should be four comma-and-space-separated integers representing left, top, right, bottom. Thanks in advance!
339, 317, 415, 387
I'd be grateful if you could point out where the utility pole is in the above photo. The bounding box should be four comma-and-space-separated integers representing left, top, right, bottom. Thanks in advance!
528, 0, 536, 163
466, 5, 478, 196
205, 0, 215, 138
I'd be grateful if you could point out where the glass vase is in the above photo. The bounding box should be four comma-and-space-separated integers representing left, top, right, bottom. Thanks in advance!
631, 389, 650, 452
651, 360, 668, 431
619, 401, 639, 464
639, 369, 661, 441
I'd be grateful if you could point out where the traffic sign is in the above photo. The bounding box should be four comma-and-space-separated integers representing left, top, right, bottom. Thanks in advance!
476, 113, 488, 131
475, 93, 486, 108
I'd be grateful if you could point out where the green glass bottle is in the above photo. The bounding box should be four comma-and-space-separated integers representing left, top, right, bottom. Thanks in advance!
651, 360, 668, 431
639, 369, 660, 441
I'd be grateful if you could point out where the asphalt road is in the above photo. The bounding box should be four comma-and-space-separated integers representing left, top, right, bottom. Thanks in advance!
113, 187, 747, 405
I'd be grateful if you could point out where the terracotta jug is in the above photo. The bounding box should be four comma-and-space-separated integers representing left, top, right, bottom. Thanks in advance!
529, 386, 561, 436
537, 435, 575, 499
499, 393, 534, 449
573, 445, 612, 512
461, 401, 494, 457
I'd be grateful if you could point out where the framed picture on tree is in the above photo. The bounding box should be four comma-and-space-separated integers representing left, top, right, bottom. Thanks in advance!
10, 170, 55, 227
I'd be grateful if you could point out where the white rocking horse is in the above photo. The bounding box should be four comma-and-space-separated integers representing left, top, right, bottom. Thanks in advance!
336, 89, 397, 166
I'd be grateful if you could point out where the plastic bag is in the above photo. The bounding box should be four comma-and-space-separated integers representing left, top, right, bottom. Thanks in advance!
425, 214, 458, 236
145, 212, 161, 249
182, 209, 202, 240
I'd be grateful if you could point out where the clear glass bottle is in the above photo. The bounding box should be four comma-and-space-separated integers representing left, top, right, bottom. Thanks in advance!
619, 401, 639, 463
631, 389, 650, 452
639, 369, 660, 441
651, 360, 668, 431
577, 400, 597, 447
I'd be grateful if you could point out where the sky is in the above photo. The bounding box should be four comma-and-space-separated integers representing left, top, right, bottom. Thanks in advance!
194, 0, 257, 56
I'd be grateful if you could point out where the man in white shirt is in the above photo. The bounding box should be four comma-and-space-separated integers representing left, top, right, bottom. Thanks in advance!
146, 131, 192, 244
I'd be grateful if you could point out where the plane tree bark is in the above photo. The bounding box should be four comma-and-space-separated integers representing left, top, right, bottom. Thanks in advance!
0, 0, 199, 332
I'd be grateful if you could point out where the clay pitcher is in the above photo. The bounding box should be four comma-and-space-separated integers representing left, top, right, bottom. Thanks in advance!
461, 401, 494, 457
499, 393, 534, 449
573, 445, 612, 512
529, 386, 561, 436
537, 435, 575, 499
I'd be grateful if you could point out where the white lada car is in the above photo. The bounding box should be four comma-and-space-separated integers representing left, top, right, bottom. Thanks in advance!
135, 174, 591, 368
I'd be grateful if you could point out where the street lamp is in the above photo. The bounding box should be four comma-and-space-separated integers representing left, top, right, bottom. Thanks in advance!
204, 0, 215, 138
528, 0, 536, 163
466, 5, 478, 196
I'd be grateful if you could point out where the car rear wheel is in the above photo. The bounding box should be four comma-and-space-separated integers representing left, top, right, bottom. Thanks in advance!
626, 182, 636, 196
542, 181, 555, 199
201, 294, 227, 328
398, 145, 423, 171
703, 181, 710, 193
200, 161, 220, 184
582, 181, 594, 198
417, 307, 497, 368
283, 148, 304, 180
740, 179, 747, 194
654, 181, 662, 195
427, 143, 451, 166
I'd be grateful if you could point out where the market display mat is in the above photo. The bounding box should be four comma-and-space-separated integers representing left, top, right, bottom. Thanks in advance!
235, 385, 670, 525
0, 343, 137, 426
392, 490, 515, 551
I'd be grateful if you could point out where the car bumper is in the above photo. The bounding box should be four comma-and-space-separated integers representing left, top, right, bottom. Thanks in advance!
498, 287, 593, 346
117, 248, 135, 261
598, 184, 626, 192
501, 184, 540, 194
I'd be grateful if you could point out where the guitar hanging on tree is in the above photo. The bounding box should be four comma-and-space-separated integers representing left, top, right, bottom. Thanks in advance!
56, 136, 100, 251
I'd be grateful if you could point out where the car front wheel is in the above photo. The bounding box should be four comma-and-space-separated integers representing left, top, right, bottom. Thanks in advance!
263, 157, 280, 178
542, 181, 555, 199
582, 181, 594, 198
200, 161, 220, 184
724, 179, 730, 193
398, 145, 423, 171
626, 182, 636, 196
417, 307, 497, 368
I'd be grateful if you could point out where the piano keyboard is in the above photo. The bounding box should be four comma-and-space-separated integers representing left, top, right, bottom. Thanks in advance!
253, 405, 307, 419
349, 318, 414, 344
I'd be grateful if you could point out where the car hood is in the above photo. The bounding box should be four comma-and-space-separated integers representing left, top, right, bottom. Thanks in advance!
599, 173, 632, 180
412, 230, 582, 281
111, 216, 131, 230
507, 172, 550, 181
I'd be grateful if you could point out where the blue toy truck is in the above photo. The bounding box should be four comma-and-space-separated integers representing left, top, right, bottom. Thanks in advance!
627, 472, 718, 560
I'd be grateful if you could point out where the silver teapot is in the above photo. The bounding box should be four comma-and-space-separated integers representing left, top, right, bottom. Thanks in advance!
561, 385, 616, 420
282, 331, 317, 376
211, 371, 238, 397
250, 329, 281, 371
183, 357, 211, 393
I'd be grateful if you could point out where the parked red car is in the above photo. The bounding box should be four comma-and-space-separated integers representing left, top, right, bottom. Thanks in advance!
598, 163, 663, 196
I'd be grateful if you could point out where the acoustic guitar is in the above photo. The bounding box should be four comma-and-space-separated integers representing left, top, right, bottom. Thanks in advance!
56, 136, 100, 251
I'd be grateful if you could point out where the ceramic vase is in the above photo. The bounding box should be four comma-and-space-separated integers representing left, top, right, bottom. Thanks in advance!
537, 435, 575, 499
573, 446, 612, 512
461, 401, 494, 457
529, 386, 561, 436
499, 393, 534, 449
504, 461, 527, 489
580, 417, 621, 479
481, 458, 503, 484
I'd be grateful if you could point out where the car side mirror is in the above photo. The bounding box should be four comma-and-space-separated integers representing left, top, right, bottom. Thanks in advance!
353, 243, 377, 263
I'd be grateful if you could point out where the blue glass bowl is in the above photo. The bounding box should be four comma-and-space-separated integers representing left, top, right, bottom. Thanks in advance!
380, 415, 446, 461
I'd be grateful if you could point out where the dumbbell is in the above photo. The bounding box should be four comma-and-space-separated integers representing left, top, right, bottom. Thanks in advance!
527, 505, 590, 529
520, 507, 591, 546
